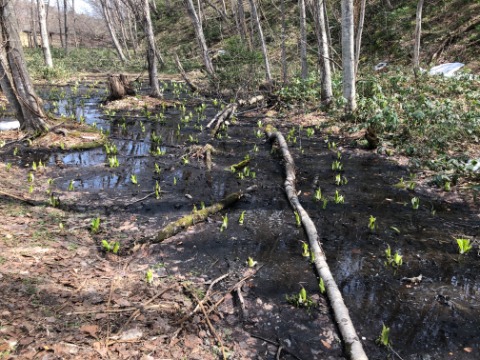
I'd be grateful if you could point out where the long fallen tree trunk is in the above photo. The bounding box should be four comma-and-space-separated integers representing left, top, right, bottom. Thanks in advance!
264, 124, 368, 360
135, 186, 256, 247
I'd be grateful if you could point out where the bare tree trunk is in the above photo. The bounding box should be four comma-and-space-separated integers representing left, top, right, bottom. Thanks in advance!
63, 0, 68, 51
248, 0, 272, 83
72, 0, 78, 47
354, 0, 366, 75
0, 0, 48, 132
312, 0, 333, 105
341, 0, 356, 113
31, 0, 39, 48
143, 0, 162, 97
99, 0, 128, 63
281, 0, 287, 83
37, 0, 53, 68
237, 0, 249, 46
56, 0, 64, 48
184, 0, 215, 76
299, 0, 308, 79
413, 0, 424, 74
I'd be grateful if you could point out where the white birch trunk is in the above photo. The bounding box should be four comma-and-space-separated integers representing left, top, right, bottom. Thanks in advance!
354, 0, 366, 75
248, 0, 272, 83
184, 0, 215, 76
341, 0, 356, 113
99, 0, 128, 63
313, 0, 333, 105
413, 0, 424, 74
37, 0, 53, 68
143, 0, 162, 97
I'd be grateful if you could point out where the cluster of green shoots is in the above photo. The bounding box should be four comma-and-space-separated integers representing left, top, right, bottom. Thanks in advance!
151, 146, 166, 156
238, 211, 246, 225
368, 215, 376, 232
130, 174, 138, 185
385, 245, 403, 269
456, 238, 472, 255
108, 156, 120, 168
246, 257, 257, 268
376, 323, 390, 347
286, 287, 314, 308
91, 217, 101, 234
101, 240, 120, 254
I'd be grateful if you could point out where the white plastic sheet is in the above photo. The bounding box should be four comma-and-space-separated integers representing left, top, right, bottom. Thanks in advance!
0, 120, 20, 131
428, 62, 465, 77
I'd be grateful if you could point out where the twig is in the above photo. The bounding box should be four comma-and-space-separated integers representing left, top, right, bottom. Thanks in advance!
191, 292, 227, 360
250, 334, 304, 360
124, 192, 155, 207
276, 345, 283, 360
389, 345, 405, 360
66, 302, 179, 316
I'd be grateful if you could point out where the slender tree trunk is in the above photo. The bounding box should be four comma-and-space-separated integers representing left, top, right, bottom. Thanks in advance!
56, 0, 64, 48
323, 0, 334, 71
63, 0, 68, 51
99, 0, 127, 63
313, 0, 333, 105
413, 0, 424, 74
341, 0, 356, 113
31, 0, 38, 48
143, 0, 162, 97
184, 0, 215, 76
0, 0, 48, 132
299, 0, 308, 79
237, 0, 249, 47
354, 0, 366, 75
37, 0, 53, 67
248, 0, 272, 83
72, 0, 78, 47
281, 0, 287, 83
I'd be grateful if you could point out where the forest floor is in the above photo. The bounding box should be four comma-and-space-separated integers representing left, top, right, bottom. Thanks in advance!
0, 77, 479, 360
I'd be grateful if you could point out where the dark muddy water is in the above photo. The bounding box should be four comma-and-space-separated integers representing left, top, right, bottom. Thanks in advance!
31, 82, 480, 359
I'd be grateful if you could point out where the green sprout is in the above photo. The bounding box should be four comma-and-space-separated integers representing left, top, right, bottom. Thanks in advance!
306, 128, 315, 137
253, 144, 259, 152
334, 190, 344, 204
151, 146, 166, 156
154, 163, 162, 174
411, 197, 420, 210
27, 172, 34, 183
319, 278, 325, 294
331, 160, 343, 171
145, 269, 154, 284
368, 215, 376, 231
322, 198, 328, 209
108, 156, 119, 168
68, 180, 74, 191
32, 161, 37, 171
181, 156, 189, 165
301, 242, 310, 258
201, 201, 206, 210
376, 323, 390, 347
337, 151, 342, 160
29, 185, 34, 193
220, 214, 228, 232
101, 240, 120, 254
257, 119, 263, 128
255, 129, 263, 139
91, 217, 101, 234
444, 181, 451, 191
173, 176, 177, 185
130, 174, 138, 185
286, 287, 314, 308
313, 188, 322, 202
385, 245, 403, 268
456, 238, 472, 255
247, 257, 257, 268
6, 162, 11, 171
155, 181, 161, 199
13, 147, 18, 156
294, 211, 301, 227
238, 211, 246, 225
104, 143, 118, 155
49, 195, 60, 207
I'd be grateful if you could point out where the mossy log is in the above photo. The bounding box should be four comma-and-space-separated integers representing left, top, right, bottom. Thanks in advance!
264, 124, 368, 360
227, 158, 250, 172
137, 186, 256, 246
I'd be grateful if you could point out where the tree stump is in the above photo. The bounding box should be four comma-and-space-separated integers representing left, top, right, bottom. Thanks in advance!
107, 74, 136, 101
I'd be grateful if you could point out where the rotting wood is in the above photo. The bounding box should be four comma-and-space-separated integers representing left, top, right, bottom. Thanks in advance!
207, 95, 264, 138
264, 124, 368, 360
134, 185, 257, 247
107, 74, 136, 101
227, 158, 250, 172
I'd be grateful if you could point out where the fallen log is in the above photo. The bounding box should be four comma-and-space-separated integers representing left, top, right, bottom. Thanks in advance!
264, 124, 368, 360
135, 185, 256, 247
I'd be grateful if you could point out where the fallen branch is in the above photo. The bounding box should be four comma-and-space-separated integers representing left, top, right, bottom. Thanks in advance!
264, 124, 368, 360
250, 333, 303, 360
174, 53, 198, 93
0, 190, 36, 205
135, 185, 257, 246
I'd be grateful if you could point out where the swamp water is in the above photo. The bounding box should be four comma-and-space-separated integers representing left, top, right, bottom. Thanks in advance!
27, 82, 480, 359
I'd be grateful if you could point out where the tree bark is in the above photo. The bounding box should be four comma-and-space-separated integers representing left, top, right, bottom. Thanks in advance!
99, 0, 128, 63
281, 0, 287, 83
354, 0, 366, 75
341, 0, 356, 113
299, 0, 308, 79
31, 0, 38, 48
248, 0, 272, 83
63, 0, 68, 52
56, 0, 64, 48
236, 0, 249, 47
143, 0, 162, 97
72, 0, 78, 47
413, 0, 424, 74
264, 124, 368, 360
184, 0, 215, 76
37, 0, 53, 68
0, 0, 49, 132
312, 0, 333, 105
